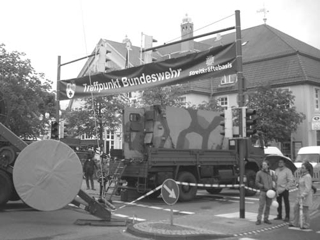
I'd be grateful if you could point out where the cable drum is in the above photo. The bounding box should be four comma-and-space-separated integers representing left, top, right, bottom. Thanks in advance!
13, 140, 83, 211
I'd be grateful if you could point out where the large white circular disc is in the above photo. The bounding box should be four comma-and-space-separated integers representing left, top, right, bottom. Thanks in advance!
13, 140, 83, 211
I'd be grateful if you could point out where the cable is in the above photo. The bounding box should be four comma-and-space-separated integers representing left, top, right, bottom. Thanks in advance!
79, 0, 105, 196
165, 14, 234, 44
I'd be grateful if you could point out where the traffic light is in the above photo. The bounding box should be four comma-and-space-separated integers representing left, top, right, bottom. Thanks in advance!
51, 121, 59, 139
220, 108, 232, 138
60, 121, 69, 138
220, 112, 226, 137
241, 107, 257, 138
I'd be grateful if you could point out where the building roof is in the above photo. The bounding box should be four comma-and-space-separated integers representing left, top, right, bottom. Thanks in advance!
76, 24, 320, 98
193, 24, 320, 94
200, 24, 320, 63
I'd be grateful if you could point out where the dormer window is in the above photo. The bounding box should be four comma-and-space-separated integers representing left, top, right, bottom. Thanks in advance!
220, 74, 237, 85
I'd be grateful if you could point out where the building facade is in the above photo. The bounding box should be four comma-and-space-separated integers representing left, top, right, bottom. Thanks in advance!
68, 16, 320, 159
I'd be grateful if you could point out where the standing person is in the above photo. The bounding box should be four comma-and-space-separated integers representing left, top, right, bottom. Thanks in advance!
255, 160, 277, 225
289, 161, 313, 229
302, 159, 317, 194
274, 159, 294, 222
83, 151, 98, 190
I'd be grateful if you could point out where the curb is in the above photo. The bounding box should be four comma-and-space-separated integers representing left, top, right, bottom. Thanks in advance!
126, 223, 233, 240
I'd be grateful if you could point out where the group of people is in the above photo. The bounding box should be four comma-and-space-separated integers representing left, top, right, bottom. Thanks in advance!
255, 158, 316, 229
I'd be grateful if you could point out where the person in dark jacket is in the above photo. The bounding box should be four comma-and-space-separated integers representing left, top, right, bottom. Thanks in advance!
255, 160, 277, 225
83, 152, 98, 190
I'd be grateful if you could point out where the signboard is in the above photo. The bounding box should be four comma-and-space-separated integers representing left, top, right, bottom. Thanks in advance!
161, 179, 179, 205
311, 115, 320, 130
57, 43, 236, 101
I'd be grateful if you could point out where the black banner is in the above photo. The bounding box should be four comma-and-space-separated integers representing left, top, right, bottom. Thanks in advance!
58, 43, 236, 101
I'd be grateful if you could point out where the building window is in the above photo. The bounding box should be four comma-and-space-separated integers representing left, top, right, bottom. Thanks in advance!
315, 88, 320, 110
217, 96, 228, 109
220, 74, 237, 85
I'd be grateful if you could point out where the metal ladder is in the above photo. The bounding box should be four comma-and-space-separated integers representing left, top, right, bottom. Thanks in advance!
104, 160, 126, 201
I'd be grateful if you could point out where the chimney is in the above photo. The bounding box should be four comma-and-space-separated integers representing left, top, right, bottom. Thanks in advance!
180, 14, 194, 52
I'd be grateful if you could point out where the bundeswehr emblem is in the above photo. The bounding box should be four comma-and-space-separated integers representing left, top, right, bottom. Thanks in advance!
206, 56, 214, 66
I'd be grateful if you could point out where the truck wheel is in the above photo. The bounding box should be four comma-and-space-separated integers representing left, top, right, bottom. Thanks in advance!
0, 170, 13, 207
0, 146, 16, 165
244, 170, 257, 196
148, 189, 161, 199
177, 171, 197, 202
206, 188, 222, 194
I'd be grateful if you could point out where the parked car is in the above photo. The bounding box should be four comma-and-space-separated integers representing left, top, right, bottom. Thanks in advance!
294, 146, 320, 182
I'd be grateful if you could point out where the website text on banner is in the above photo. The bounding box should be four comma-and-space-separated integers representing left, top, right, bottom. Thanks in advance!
58, 43, 237, 101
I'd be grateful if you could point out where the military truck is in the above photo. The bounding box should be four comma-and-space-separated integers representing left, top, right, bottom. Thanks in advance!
110, 105, 265, 202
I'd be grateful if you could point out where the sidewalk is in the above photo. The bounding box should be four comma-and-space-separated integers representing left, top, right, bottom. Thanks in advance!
126, 209, 290, 240
81, 181, 320, 240
126, 189, 320, 240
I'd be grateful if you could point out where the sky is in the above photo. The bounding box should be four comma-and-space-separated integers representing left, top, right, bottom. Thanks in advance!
1, 0, 320, 103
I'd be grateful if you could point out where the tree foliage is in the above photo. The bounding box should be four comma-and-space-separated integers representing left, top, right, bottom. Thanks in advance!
0, 44, 55, 139
138, 85, 188, 107
65, 95, 129, 140
246, 84, 305, 143
190, 97, 224, 112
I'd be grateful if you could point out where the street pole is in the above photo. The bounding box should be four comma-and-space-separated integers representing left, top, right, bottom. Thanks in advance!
56, 56, 61, 139
235, 10, 246, 219
56, 52, 99, 140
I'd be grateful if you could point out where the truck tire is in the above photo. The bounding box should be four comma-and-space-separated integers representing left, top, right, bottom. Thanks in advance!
0, 146, 16, 165
0, 170, 13, 207
244, 169, 257, 196
206, 188, 222, 194
148, 189, 161, 199
177, 171, 197, 202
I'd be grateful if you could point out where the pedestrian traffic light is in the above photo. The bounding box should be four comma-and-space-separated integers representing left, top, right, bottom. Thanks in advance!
220, 112, 226, 137
241, 107, 257, 138
220, 108, 232, 138
51, 121, 59, 139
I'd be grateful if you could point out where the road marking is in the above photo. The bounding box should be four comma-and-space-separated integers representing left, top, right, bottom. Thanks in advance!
113, 200, 194, 215
215, 198, 255, 204
215, 212, 277, 222
227, 196, 259, 201
197, 192, 257, 204
288, 227, 312, 232
310, 209, 319, 217
112, 213, 145, 222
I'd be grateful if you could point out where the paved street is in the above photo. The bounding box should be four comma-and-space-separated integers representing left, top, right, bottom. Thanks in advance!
0, 181, 319, 240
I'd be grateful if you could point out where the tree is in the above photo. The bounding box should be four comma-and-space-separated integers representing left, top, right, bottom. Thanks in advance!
65, 95, 129, 141
0, 44, 55, 139
190, 97, 224, 112
246, 84, 305, 143
139, 85, 188, 107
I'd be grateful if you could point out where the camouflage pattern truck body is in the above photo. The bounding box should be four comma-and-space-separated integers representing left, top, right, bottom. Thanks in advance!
113, 105, 264, 201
